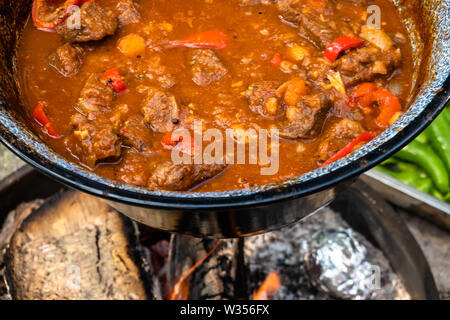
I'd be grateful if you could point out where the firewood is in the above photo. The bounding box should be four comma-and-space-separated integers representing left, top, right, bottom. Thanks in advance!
0, 200, 45, 299
168, 236, 240, 300
4, 191, 155, 300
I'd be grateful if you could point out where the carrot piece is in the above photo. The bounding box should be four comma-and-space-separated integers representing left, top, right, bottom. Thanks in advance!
282, 78, 308, 106
104, 68, 127, 93
321, 131, 376, 167
117, 33, 147, 57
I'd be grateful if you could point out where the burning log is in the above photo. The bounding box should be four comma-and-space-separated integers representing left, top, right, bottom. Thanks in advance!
137, 225, 170, 295
0, 182, 413, 300
168, 236, 241, 300
170, 240, 223, 300
0, 200, 45, 299
3, 191, 156, 300
253, 271, 281, 300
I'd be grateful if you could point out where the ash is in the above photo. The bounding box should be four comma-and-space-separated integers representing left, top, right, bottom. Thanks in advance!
244, 207, 410, 300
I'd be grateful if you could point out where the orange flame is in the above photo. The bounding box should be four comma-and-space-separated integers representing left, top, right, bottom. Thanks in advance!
170, 240, 223, 300
253, 271, 282, 300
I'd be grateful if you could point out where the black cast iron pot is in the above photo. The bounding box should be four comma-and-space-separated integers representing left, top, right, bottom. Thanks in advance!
0, 0, 449, 238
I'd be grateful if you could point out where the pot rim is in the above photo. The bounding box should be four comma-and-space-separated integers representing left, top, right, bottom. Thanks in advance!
1, 74, 449, 211
2, 0, 450, 210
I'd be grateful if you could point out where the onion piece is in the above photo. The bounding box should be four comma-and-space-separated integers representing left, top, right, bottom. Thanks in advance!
327, 71, 346, 95
359, 26, 394, 51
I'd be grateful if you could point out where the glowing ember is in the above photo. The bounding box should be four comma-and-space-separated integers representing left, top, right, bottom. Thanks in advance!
170, 240, 223, 300
253, 271, 282, 300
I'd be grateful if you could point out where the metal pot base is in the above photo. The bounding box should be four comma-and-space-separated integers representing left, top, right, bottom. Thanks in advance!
107, 186, 338, 238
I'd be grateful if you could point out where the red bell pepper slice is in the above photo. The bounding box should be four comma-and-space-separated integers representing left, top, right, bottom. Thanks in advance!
161, 132, 197, 156
32, 0, 83, 31
355, 87, 401, 128
270, 53, 282, 67
161, 132, 181, 147
324, 34, 364, 62
347, 82, 376, 109
321, 131, 376, 167
104, 68, 127, 93
32, 101, 60, 138
353, 82, 377, 98
372, 88, 402, 127
170, 30, 229, 49
176, 136, 197, 156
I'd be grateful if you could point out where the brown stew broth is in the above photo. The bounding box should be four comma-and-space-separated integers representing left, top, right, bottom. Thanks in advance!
18, 0, 413, 191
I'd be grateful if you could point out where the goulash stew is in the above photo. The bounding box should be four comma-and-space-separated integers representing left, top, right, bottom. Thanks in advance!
18, 0, 413, 191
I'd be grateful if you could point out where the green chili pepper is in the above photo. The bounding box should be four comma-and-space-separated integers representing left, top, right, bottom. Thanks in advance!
376, 162, 434, 194
430, 189, 450, 203
442, 105, 450, 124
415, 131, 429, 144
427, 110, 450, 173
445, 193, 450, 204
430, 188, 446, 201
381, 158, 397, 166
395, 140, 450, 194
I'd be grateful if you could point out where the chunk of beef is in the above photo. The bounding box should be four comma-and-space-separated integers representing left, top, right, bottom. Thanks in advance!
277, 0, 347, 49
301, 55, 333, 85
109, 104, 130, 131
316, 118, 364, 162
239, 0, 277, 5
245, 81, 282, 118
336, 45, 401, 87
190, 49, 228, 86
279, 94, 330, 139
77, 73, 114, 118
56, 2, 117, 42
296, 13, 336, 49
119, 115, 153, 153
116, 0, 140, 26
116, 156, 149, 186
67, 113, 121, 168
301, 43, 401, 88
48, 43, 84, 77
148, 162, 227, 191
332, 27, 401, 86
142, 89, 179, 133
300, 26, 401, 87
